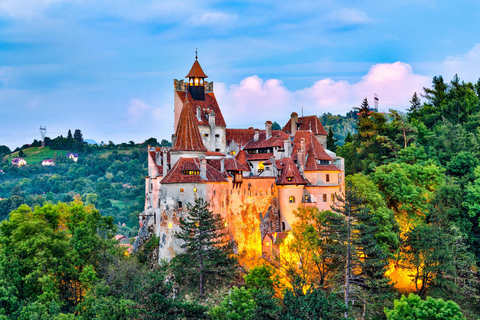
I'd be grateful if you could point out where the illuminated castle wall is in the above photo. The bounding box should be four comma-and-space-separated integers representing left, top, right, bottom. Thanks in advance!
141, 57, 345, 262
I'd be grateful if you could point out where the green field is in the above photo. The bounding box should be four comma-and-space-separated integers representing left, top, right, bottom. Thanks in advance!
4, 147, 67, 164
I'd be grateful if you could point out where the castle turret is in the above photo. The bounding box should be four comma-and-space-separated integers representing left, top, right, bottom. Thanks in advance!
186, 52, 208, 101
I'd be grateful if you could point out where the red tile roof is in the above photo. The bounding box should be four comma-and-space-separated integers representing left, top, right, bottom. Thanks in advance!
243, 130, 290, 150
225, 158, 249, 171
276, 157, 308, 185
148, 148, 171, 175
283, 115, 327, 136
226, 128, 255, 147
186, 59, 208, 78
235, 149, 250, 168
291, 131, 340, 172
206, 151, 225, 156
246, 153, 274, 161
177, 91, 226, 127
171, 100, 207, 152
161, 157, 228, 184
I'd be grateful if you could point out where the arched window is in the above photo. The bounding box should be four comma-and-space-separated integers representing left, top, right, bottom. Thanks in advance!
289, 196, 295, 203
258, 162, 265, 173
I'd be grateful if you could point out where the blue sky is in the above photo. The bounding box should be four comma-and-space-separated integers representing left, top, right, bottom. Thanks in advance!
1, 0, 480, 149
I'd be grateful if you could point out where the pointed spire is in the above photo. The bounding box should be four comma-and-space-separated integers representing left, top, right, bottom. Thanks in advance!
186, 55, 208, 78
171, 99, 207, 152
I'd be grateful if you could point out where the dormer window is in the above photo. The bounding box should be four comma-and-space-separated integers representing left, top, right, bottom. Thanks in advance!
317, 159, 332, 165
183, 170, 200, 175
215, 134, 220, 138
287, 177, 292, 182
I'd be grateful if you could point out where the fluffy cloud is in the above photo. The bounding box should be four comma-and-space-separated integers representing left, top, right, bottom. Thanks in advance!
127, 98, 151, 124
330, 8, 371, 25
216, 62, 429, 127
442, 44, 480, 82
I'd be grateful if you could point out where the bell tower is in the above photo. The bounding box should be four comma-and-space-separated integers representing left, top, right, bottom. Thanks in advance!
186, 50, 208, 101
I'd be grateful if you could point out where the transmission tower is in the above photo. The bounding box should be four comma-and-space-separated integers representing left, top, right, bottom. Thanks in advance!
374, 93, 379, 112
39, 126, 47, 147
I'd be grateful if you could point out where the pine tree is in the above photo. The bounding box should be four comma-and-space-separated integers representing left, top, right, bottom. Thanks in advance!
327, 127, 338, 151
344, 132, 353, 144
173, 198, 237, 296
332, 185, 393, 319
409, 92, 421, 112
73, 129, 83, 144
67, 130, 73, 140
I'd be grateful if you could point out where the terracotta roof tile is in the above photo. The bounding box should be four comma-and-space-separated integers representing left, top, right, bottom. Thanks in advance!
283, 115, 327, 136
246, 153, 274, 161
161, 157, 228, 184
226, 128, 255, 147
225, 158, 249, 171
235, 149, 249, 167
177, 91, 226, 127
291, 131, 340, 171
171, 100, 207, 152
243, 130, 290, 150
186, 59, 208, 78
276, 157, 308, 185
206, 151, 225, 156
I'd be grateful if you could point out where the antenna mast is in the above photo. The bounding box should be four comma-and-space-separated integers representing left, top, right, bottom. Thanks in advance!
374, 93, 379, 112
39, 126, 47, 147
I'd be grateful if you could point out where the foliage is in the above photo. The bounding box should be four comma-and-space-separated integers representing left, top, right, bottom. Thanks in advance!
172, 198, 237, 296
384, 294, 466, 320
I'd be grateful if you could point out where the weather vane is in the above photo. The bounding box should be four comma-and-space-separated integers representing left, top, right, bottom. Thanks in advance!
195, 48, 198, 60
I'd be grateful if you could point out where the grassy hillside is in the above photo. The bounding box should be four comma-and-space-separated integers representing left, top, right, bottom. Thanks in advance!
4, 147, 64, 164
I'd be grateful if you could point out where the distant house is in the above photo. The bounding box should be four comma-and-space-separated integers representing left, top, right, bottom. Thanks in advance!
41, 159, 55, 166
11, 158, 26, 167
0, 170, 4, 174
66, 153, 79, 162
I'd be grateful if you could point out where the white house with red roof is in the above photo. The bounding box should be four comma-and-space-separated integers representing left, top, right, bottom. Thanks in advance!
136, 56, 345, 262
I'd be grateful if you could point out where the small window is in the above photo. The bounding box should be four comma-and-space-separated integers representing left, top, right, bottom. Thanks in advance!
215, 134, 220, 138
194, 187, 197, 192
180, 188, 184, 192
178, 201, 182, 208
323, 194, 327, 202
168, 222, 172, 229
203, 133, 209, 137
304, 195, 309, 201
266, 241, 270, 247
215, 148, 220, 152
289, 196, 295, 203
331, 194, 335, 202
287, 177, 292, 182
214, 190, 216, 195
282, 222, 286, 231
326, 174, 330, 182
231, 151, 236, 156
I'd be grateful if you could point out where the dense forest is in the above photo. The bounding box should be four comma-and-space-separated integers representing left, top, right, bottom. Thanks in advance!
1, 74, 480, 319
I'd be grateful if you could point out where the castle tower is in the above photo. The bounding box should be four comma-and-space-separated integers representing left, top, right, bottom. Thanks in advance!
186, 52, 208, 101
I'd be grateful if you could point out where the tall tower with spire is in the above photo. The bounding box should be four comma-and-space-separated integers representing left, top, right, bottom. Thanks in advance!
172, 52, 227, 154
186, 49, 208, 101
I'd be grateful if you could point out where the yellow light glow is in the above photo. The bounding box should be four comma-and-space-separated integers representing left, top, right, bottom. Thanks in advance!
194, 187, 197, 192
168, 223, 172, 229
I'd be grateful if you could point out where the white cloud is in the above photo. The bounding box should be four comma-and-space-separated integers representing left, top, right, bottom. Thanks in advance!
189, 11, 237, 27
216, 62, 429, 127
442, 44, 480, 82
127, 98, 151, 124
0, 0, 73, 18
330, 8, 372, 25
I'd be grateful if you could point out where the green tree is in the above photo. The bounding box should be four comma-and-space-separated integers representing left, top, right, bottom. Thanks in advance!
272, 121, 281, 130
327, 126, 338, 151
74, 129, 83, 144
384, 294, 466, 320
173, 198, 237, 296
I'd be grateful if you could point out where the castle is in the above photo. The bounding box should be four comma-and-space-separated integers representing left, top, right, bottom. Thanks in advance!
140, 56, 345, 261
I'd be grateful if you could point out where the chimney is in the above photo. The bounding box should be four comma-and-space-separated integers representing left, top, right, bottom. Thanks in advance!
197, 106, 201, 121
283, 139, 290, 157
162, 147, 168, 177
290, 112, 298, 136
265, 121, 272, 140
201, 159, 207, 179
298, 138, 306, 173
208, 110, 215, 126
220, 158, 225, 173
254, 129, 259, 141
